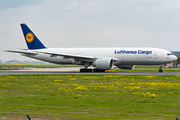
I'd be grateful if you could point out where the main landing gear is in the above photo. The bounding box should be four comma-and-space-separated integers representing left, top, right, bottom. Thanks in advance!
80, 68, 92, 72
93, 68, 105, 72
80, 63, 105, 72
158, 65, 163, 73
80, 68, 105, 72
80, 63, 93, 72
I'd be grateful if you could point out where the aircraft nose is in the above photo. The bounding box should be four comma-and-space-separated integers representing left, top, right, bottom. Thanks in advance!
172, 55, 177, 61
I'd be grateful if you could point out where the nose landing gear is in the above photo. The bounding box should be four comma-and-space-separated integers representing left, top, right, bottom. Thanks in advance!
158, 65, 163, 73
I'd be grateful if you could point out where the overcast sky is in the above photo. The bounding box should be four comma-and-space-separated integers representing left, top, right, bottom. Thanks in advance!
1, 0, 180, 61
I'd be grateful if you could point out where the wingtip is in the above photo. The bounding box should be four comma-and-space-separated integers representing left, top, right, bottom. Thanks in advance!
4, 50, 10, 52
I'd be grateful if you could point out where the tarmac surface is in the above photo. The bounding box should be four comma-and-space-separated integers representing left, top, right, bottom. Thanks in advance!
0, 67, 180, 75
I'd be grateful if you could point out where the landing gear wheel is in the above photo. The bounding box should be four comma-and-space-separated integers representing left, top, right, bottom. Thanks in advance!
93, 68, 105, 72
158, 69, 163, 73
80, 69, 92, 72
158, 64, 163, 73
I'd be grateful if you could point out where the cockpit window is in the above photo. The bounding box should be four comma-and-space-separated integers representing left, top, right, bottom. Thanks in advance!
167, 53, 174, 56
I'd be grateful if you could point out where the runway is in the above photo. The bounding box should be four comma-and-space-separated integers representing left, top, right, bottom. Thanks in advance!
0, 67, 180, 75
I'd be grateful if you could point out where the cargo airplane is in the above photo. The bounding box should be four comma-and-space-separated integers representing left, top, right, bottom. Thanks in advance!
5, 24, 177, 72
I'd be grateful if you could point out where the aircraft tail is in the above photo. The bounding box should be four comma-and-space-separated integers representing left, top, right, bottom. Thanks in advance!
20, 23, 46, 50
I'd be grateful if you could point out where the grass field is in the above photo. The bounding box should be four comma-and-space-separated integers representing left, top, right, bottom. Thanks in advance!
0, 74, 180, 120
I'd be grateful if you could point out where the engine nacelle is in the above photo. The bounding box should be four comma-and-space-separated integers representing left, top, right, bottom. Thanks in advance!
93, 58, 114, 70
117, 65, 135, 69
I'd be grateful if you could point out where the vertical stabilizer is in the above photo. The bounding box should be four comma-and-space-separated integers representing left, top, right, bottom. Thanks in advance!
20, 23, 46, 50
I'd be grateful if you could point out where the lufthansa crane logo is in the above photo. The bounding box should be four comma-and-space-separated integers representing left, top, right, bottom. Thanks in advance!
26, 33, 34, 43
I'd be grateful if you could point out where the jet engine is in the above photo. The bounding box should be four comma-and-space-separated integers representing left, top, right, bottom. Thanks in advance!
93, 58, 114, 70
117, 65, 135, 69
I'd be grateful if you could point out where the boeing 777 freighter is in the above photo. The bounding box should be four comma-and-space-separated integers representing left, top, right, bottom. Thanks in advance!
5, 24, 177, 72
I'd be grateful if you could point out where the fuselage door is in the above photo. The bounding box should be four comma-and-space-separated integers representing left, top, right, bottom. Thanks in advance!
154, 51, 158, 59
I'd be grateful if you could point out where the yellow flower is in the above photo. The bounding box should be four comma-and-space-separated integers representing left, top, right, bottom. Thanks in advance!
54, 80, 63, 82
75, 86, 87, 91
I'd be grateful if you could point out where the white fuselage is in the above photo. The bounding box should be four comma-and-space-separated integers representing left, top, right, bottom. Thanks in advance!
22, 47, 177, 66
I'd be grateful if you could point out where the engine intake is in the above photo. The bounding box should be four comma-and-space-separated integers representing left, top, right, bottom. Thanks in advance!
93, 58, 114, 70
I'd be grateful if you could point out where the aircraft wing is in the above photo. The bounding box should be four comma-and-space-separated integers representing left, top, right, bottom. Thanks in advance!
5, 50, 38, 55
35, 50, 119, 61
36, 51, 120, 62
5, 50, 119, 62
5, 49, 96, 60
36, 51, 96, 59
